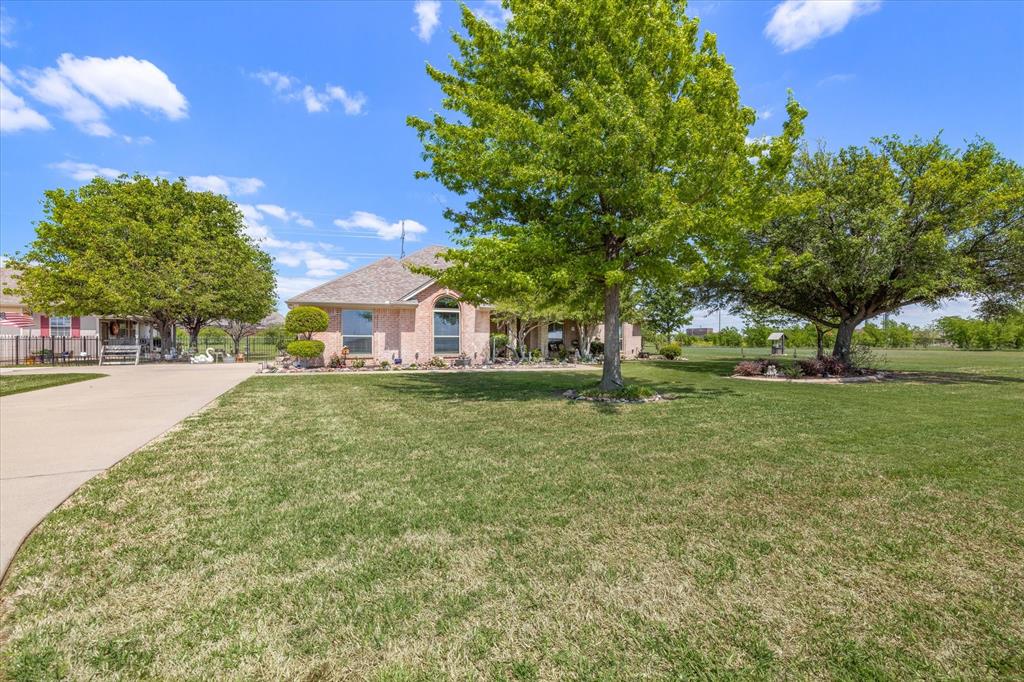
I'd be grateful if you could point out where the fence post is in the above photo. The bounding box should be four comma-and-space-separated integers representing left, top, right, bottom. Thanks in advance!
15, 336, 19, 366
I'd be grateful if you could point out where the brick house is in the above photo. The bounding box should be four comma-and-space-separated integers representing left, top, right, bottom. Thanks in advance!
286, 245, 642, 365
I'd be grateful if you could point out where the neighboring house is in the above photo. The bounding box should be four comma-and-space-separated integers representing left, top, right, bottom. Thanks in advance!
685, 327, 714, 337
0, 267, 154, 344
257, 311, 286, 329
286, 246, 643, 364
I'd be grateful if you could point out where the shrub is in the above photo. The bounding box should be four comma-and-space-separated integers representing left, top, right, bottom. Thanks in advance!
797, 358, 823, 376
428, 356, 447, 368
287, 339, 325, 359
590, 340, 604, 356
352, 358, 366, 369
819, 355, 848, 376
732, 358, 786, 376
733, 360, 765, 376
327, 353, 343, 368
285, 306, 329, 339
530, 348, 542, 360
783, 363, 803, 379
491, 333, 509, 354
659, 343, 682, 360
378, 359, 390, 369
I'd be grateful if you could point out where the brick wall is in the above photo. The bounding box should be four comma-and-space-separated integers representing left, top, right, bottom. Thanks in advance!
414, 283, 491, 364
305, 297, 490, 366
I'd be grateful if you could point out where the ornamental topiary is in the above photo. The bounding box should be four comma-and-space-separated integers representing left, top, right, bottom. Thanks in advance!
659, 343, 682, 360
287, 339, 325, 359
285, 306, 329, 339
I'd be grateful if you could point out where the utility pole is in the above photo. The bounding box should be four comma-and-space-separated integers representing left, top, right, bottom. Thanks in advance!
400, 220, 406, 259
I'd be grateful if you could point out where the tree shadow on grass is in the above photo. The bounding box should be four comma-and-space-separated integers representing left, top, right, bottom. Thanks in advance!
886, 371, 1024, 386
370, 369, 736, 413
644, 358, 1024, 386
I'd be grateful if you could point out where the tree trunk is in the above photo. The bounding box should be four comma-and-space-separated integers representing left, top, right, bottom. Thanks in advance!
576, 321, 593, 360
832, 318, 857, 365
189, 325, 201, 352
600, 283, 624, 390
815, 325, 825, 360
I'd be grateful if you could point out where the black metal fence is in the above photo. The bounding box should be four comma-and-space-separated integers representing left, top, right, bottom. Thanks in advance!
187, 335, 290, 362
0, 335, 103, 366
0, 334, 291, 366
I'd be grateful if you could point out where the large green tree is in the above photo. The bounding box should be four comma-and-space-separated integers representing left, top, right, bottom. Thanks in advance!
727, 137, 1024, 364
409, 0, 804, 389
5, 175, 276, 348
633, 281, 695, 339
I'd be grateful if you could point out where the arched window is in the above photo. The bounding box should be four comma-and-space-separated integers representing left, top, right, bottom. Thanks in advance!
433, 296, 460, 354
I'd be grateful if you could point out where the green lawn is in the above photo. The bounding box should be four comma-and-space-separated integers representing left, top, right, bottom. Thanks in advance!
1, 351, 1022, 679
0, 372, 104, 397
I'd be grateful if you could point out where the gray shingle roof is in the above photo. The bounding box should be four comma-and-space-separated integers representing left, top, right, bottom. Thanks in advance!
286, 245, 450, 306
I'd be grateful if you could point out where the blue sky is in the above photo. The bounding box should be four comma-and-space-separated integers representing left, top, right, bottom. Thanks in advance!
1, 0, 1022, 327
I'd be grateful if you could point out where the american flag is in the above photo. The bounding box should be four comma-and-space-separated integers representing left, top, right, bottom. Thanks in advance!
0, 312, 35, 328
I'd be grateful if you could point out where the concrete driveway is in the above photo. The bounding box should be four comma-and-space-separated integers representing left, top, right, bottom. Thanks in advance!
0, 363, 255, 577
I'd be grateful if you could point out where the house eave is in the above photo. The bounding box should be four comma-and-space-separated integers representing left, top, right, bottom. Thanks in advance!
286, 299, 420, 309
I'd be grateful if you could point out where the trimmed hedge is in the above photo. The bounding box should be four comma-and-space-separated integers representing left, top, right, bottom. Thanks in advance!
285, 306, 329, 337
287, 340, 325, 359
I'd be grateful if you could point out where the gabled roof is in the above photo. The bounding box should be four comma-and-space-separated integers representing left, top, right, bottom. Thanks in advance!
286, 245, 450, 307
767, 332, 786, 340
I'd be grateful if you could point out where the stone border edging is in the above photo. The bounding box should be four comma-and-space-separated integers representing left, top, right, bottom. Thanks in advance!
729, 373, 887, 384
253, 364, 603, 376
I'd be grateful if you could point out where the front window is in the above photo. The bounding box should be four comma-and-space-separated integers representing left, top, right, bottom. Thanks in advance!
433, 297, 460, 354
548, 322, 563, 343
341, 309, 373, 355
50, 316, 71, 337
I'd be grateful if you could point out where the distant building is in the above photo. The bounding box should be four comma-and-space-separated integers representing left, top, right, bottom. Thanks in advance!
685, 327, 714, 337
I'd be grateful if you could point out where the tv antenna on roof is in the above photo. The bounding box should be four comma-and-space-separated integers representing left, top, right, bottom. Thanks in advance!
400, 220, 406, 259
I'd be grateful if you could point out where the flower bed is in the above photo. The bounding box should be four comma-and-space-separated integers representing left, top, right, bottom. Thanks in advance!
732, 357, 882, 381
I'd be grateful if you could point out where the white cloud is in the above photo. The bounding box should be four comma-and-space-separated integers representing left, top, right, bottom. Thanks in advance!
1, 7, 16, 48
251, 70, 366, 116
51, 160, 125, 181
324, 86, 365, 115
818, 72, 855, 87
55, 54, 187, 119
1, 77, 51, 132
758, 108, 773, 120
414, 1, 442, 42
252, 70, 295, 93
472, 1, 511, 28
302, 249, 348, 277
255, 203, 313, 225
21, 64, 111, 136
334, 211, 428, 241
277, 275, 335, 300
17, 53, 187, 136
765, 0, 880, 52
240, 204, 345, 278
186, 175, 265, 196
